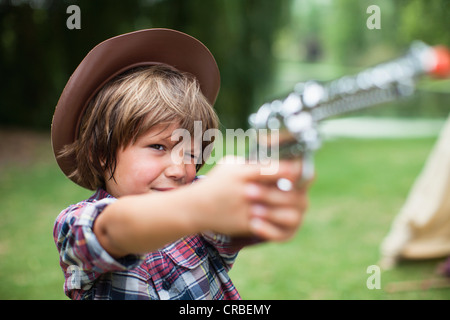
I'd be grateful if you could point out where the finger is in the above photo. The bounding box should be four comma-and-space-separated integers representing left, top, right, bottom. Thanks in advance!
254, 160, 303, 184
251, 205, 305, 230
244, 183, 307, 207
249, 217, 296, 242
235, 160, 301, 184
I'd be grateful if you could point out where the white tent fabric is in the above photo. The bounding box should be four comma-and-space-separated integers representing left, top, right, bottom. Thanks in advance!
379, 114, 450, 269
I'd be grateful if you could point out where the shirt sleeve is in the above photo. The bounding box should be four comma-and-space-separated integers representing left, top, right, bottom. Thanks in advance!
53, 198, 144, 298
201, 231, 263, 270
194, 175, 263, 268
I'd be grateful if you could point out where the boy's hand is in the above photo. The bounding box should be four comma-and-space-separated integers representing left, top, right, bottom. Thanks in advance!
193, 156, 311, 242
245, 169, 310, 242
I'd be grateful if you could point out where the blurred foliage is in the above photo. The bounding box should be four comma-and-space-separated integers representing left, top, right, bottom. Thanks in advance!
273, 0, 450, 118
0, 0, 291, 130
281, 0, 450, 66
0, 0, 449, 130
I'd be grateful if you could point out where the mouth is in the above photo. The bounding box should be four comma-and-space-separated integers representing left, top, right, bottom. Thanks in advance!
151, 187, 176, 192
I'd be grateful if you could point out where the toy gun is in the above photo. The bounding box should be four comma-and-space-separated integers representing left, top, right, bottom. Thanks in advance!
248, 41, 450, 190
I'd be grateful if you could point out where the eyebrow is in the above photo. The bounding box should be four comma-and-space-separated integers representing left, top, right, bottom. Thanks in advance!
161, 131, 192, 147
148, 128, 182, 142
143, 127, 198, 149
162, 132, 176, 141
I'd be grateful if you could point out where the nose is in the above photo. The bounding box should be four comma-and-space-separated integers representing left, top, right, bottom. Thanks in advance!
164, 162, 187, 181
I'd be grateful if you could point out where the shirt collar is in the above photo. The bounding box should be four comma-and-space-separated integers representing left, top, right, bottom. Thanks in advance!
89, 188, 115, 201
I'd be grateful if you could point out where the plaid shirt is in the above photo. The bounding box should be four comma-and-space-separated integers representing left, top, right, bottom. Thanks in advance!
53, 188, 257, 300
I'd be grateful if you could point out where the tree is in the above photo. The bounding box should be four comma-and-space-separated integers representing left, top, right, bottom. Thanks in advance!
0, 0, 292, 130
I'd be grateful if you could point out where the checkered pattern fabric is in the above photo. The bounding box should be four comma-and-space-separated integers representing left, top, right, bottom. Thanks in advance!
53, 189, 249, 300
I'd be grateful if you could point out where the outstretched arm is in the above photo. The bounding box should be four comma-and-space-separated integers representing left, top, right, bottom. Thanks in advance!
94, 159, 308, 258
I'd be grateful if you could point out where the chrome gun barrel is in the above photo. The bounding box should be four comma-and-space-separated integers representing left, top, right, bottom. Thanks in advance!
249, 41, 450, 187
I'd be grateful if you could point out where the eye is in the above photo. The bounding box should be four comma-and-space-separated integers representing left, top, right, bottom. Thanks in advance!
149, 144, 166, 151
185, 152, 200, 163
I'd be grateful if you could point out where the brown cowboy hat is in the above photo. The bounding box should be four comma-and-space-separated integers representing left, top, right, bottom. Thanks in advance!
51, 28, 220, 185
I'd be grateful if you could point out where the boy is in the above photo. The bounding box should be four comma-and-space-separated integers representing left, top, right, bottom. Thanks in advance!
52, 29, 309, 300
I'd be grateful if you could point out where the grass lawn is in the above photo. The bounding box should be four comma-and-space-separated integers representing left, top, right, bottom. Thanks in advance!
231, 137, 450, 300
0, 130, 449, 299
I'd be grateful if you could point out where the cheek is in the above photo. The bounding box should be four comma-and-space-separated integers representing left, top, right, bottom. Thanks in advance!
186, 164, 198, 182
128, 160, 162, 184
116, 152, 162, 186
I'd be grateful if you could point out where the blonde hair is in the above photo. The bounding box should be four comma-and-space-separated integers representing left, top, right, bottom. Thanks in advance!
59, 65, 219, 190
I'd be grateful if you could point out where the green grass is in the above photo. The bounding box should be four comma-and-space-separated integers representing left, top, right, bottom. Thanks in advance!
0, 133, 449, 299
0, 138, 91, 300
230, 137, 450, 300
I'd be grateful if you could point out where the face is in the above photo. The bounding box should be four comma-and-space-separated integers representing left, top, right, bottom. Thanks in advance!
105, 123, 199, 198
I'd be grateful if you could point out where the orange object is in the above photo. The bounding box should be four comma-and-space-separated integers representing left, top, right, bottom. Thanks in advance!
431, 46, 450, 78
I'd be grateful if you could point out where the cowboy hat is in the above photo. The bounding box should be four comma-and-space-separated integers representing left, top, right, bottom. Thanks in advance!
51, 28, 220, 184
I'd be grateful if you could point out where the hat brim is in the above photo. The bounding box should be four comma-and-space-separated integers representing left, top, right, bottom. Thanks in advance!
51, 28, 220, 187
